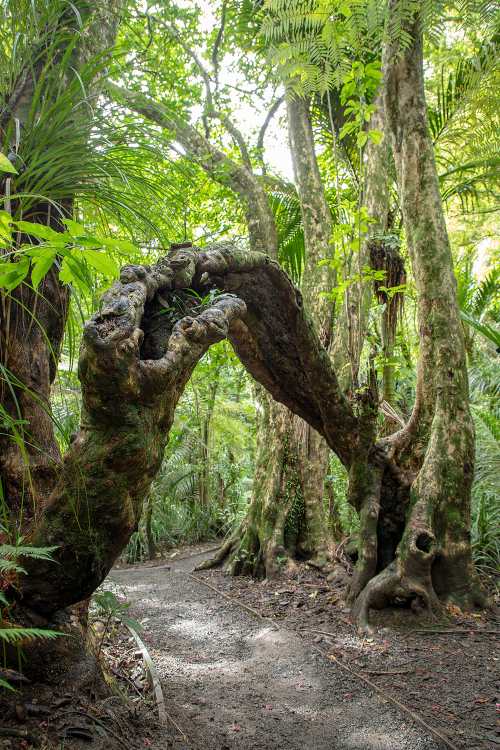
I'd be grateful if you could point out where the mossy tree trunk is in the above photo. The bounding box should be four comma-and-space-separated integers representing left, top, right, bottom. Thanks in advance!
349, 2, 485, 628
15, 243, 360, 616
199, 96, 336, 577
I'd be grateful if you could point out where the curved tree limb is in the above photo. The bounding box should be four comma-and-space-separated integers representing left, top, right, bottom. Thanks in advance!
16, 243, 360, 616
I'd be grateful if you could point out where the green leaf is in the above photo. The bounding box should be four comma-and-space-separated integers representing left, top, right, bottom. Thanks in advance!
84, 250, 117, 277
31, 249, 58, 289
357, 131, 368, 148
0, 153, 17, 174
58, 253, 90, 292
368, 129, 383, 145
99, 237, 137, 255
0, 627, 63, 644
93, 590, 120, 611
0, 211, 12, 243
62, 218, 87, 237
338, 3, 352, 18
460, 310, 500, 348
121, 615, 143, 633
15, 221, 64, 243
0, 257, 30, 292
0, 676, 16, 692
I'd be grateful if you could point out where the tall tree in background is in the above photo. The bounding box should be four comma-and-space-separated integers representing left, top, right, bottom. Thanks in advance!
350, 0, 487, 623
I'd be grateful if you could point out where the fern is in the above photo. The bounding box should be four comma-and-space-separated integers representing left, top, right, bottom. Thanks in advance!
0, 627, 62, 644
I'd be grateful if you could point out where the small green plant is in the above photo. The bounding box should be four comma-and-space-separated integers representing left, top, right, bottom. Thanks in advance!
92, 590, 142, 661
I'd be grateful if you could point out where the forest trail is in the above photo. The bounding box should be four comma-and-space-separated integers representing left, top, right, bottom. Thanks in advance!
109, 553, 442, 750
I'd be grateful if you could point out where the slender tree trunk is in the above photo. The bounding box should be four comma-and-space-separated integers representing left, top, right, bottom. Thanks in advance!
286, 96, 336, 568
330, 92, 390, 391
199, 97, 338, 576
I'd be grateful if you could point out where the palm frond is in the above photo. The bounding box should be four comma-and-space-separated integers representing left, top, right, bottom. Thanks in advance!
460, 310, 500, 349
268, 187, 305, 281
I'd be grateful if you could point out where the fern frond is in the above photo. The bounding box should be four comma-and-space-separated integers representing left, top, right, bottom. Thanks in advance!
0, 627, 63, 644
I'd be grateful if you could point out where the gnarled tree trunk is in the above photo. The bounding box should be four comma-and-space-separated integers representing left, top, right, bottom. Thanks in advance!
14, 242, 359, 618
10, 233, 482, 647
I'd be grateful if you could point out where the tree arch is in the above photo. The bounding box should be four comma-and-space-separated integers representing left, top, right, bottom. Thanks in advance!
14, 239, 483, 633
16, 242, 357, 614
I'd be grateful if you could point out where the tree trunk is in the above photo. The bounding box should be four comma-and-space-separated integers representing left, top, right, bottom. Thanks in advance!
349, 3, 485, 629
0, 1, 122, 531
199, 96, 337, 576
330, 91, 391, 392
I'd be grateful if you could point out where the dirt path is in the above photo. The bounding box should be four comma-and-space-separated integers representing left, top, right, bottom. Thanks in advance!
109, 553, 443, 750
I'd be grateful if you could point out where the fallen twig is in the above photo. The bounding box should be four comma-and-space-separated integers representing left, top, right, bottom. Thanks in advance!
301, 628, 338, 638
319, 649, 459, 750
361, 669, 413, 676
186, 572, 279, 628
412, 629, 499, 635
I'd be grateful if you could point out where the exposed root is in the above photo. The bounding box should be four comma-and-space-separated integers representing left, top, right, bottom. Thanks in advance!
194, 535, 238, 571
351, 527, 441, 634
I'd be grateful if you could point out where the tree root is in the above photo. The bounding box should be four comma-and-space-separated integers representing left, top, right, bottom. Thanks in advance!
351, 526, 441, 633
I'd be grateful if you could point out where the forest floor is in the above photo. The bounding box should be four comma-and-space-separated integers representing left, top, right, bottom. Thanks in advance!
107, 545, 499, 750
1, 545, 497, 750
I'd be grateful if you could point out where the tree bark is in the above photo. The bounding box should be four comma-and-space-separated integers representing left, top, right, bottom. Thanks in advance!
199, 96, 338, 576
0, 1, 123, 529
350, 2, 485, 629
286, 96, 336, 568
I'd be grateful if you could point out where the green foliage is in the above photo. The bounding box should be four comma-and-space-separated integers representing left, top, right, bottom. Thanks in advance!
269, 187, 305, 281
429, 36, 500, 213
92, 590, 141, 634
471, 407, 500, 580
262, 0, 384, 94
0, 213, 132, 294
0, 532, 63, 690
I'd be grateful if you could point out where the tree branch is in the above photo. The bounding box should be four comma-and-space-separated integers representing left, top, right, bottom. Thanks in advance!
211, 0, 228, 90
257, 94, 285, 155
105, 82, 278, 256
